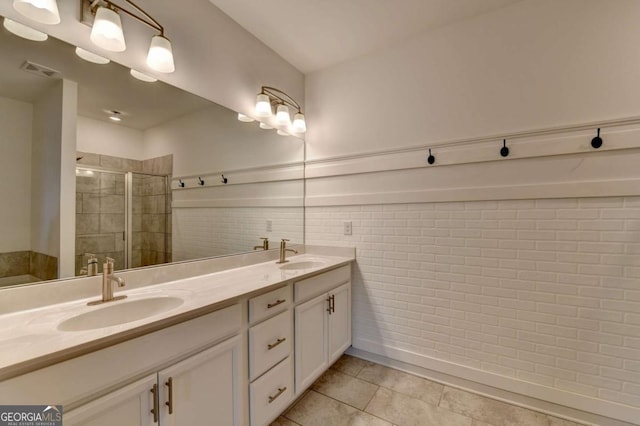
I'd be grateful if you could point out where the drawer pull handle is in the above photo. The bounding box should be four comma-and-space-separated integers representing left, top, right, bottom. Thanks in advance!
267, 299, 286, 309
268, 386, 287, 404
165, 377, 174, 414
150, 384, 159, 423
268, 337, 286, 350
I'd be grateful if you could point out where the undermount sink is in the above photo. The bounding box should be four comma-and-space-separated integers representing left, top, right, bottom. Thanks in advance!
58, 296, 184, 332
279, 261, 326, 271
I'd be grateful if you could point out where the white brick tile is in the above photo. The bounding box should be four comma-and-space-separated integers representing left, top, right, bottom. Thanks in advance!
598, 389, 640, 407
535, 344, 577, 360
306, 198, 640, 410
578, 352, 623, 369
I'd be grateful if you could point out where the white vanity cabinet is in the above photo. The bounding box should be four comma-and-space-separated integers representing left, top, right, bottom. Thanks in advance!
247, 285, 294, 426
65, 375, 157, 426
294, 265, 351, 393
66, 336, 241, 426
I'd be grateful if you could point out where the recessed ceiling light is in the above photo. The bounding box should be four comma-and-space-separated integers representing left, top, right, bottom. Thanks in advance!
104, 109, 124, 122
75, 47, 109, 64
3, 18, 48, 41
130, 69, 157, 82
109, 115, 121, 122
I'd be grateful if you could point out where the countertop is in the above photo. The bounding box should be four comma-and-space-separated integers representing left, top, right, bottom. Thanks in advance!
0, 253, 353, 381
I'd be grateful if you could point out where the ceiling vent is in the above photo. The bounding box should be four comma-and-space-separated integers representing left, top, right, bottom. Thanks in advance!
20, 61, 60, 79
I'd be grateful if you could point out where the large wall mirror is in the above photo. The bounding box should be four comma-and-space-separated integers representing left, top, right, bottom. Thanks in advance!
0, 16, 304, 288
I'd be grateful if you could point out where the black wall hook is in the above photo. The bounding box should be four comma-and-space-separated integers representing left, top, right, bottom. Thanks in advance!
178, 179, 185, 188
198, 177, 205, 186
221, 174, 228, 184
500, 139, 509, 157
591, 128, 603, 149
427, 149, 435, 165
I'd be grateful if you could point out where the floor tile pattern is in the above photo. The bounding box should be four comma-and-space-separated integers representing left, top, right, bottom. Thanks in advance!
272, 355, 586, 426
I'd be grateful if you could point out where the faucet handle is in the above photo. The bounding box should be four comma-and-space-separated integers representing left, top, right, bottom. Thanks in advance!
260, 237, 268, 241
105, 257, 115, 266
281, 239, 290, 242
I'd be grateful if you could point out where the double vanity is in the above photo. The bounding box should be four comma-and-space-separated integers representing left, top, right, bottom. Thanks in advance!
0, 246, 354, 426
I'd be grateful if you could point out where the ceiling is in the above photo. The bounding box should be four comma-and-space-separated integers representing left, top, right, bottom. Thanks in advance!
209, 0, 522, 74
0, 20, 212, 130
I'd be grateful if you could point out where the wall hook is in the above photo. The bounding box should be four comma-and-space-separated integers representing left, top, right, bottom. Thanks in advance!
427, 149, 435, 165
500, 139, 510, 157
198, 177, 205, 186
178, 179, 185, 188
221, 174, 228, 184
591, 128, 603, 149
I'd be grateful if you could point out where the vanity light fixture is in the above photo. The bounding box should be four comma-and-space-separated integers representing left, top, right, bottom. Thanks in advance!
2, 18, 48, 41
237, 113, 255, 123
254, 86, 306, 133
130, 68, 157, 82
81, 0, 175, 73
13, 0, 60, 25
75, 47, 110, 64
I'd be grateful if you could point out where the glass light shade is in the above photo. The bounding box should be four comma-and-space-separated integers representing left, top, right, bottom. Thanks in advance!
90, 6, 125, 52
130, 69, 157, 82
3, 18, 48, 41
147, 35, 175, 73
277, 129, 289, 136
237, 113, 254, 122
259, 122, 273, 130
255, 94, 271, 117
275, 104, 291, 126
75, 47, 109, 64
13, 0, 60, 25
292, 112, 306, 133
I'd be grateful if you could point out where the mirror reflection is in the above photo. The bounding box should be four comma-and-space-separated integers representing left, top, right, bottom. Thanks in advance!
0, 17, 304, 288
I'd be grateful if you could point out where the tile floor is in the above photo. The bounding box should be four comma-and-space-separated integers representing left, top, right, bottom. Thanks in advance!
271, 355, 585, 426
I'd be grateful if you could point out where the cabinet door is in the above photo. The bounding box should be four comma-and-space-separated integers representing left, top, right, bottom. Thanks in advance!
159, 335, 241, 426
295, 293, 329, 392
328, 282, 351, 363
65, 375, 156, 426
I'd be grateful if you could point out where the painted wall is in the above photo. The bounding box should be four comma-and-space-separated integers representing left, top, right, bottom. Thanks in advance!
0, 96, 32, 253
305, 0, 640, 161
31, 80, 77, 277
76, 116, 145, 161
304, 0, 640, 423
0, 0, 304, 119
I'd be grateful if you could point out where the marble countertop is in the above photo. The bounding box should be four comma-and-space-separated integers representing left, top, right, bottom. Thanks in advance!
0, 253, 353, 381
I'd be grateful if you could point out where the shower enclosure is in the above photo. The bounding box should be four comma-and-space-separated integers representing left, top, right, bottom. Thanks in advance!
75, 166, 170, 275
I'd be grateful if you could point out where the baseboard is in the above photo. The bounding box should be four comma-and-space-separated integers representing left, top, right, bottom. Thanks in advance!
350, 338, 639, 426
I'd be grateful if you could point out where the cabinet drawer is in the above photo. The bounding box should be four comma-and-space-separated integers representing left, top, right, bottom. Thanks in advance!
250, 357, 293, 426
249, 285, 291, 324
294, 265, 350, 302
249, 310, 291, 381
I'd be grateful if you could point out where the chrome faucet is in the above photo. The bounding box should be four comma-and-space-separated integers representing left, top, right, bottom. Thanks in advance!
88, 257, 126, 306
276, 239, 298, 264
254, 237, 269, 251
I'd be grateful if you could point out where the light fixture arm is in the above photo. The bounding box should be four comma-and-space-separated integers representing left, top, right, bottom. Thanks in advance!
261, 86, 303, 113
90, 0, 164, 35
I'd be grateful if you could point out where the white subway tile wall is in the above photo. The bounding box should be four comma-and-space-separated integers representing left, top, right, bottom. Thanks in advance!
306, 197, 640, 408
173, 207, 303, 261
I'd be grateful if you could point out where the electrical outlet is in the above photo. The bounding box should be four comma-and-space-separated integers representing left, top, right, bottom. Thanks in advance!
266, 219, 272, 232
343, 221, 352, 235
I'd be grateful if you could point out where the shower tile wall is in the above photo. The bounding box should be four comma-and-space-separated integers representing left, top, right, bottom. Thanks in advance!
75, 171, 126, 274
132, 174, 171, 268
